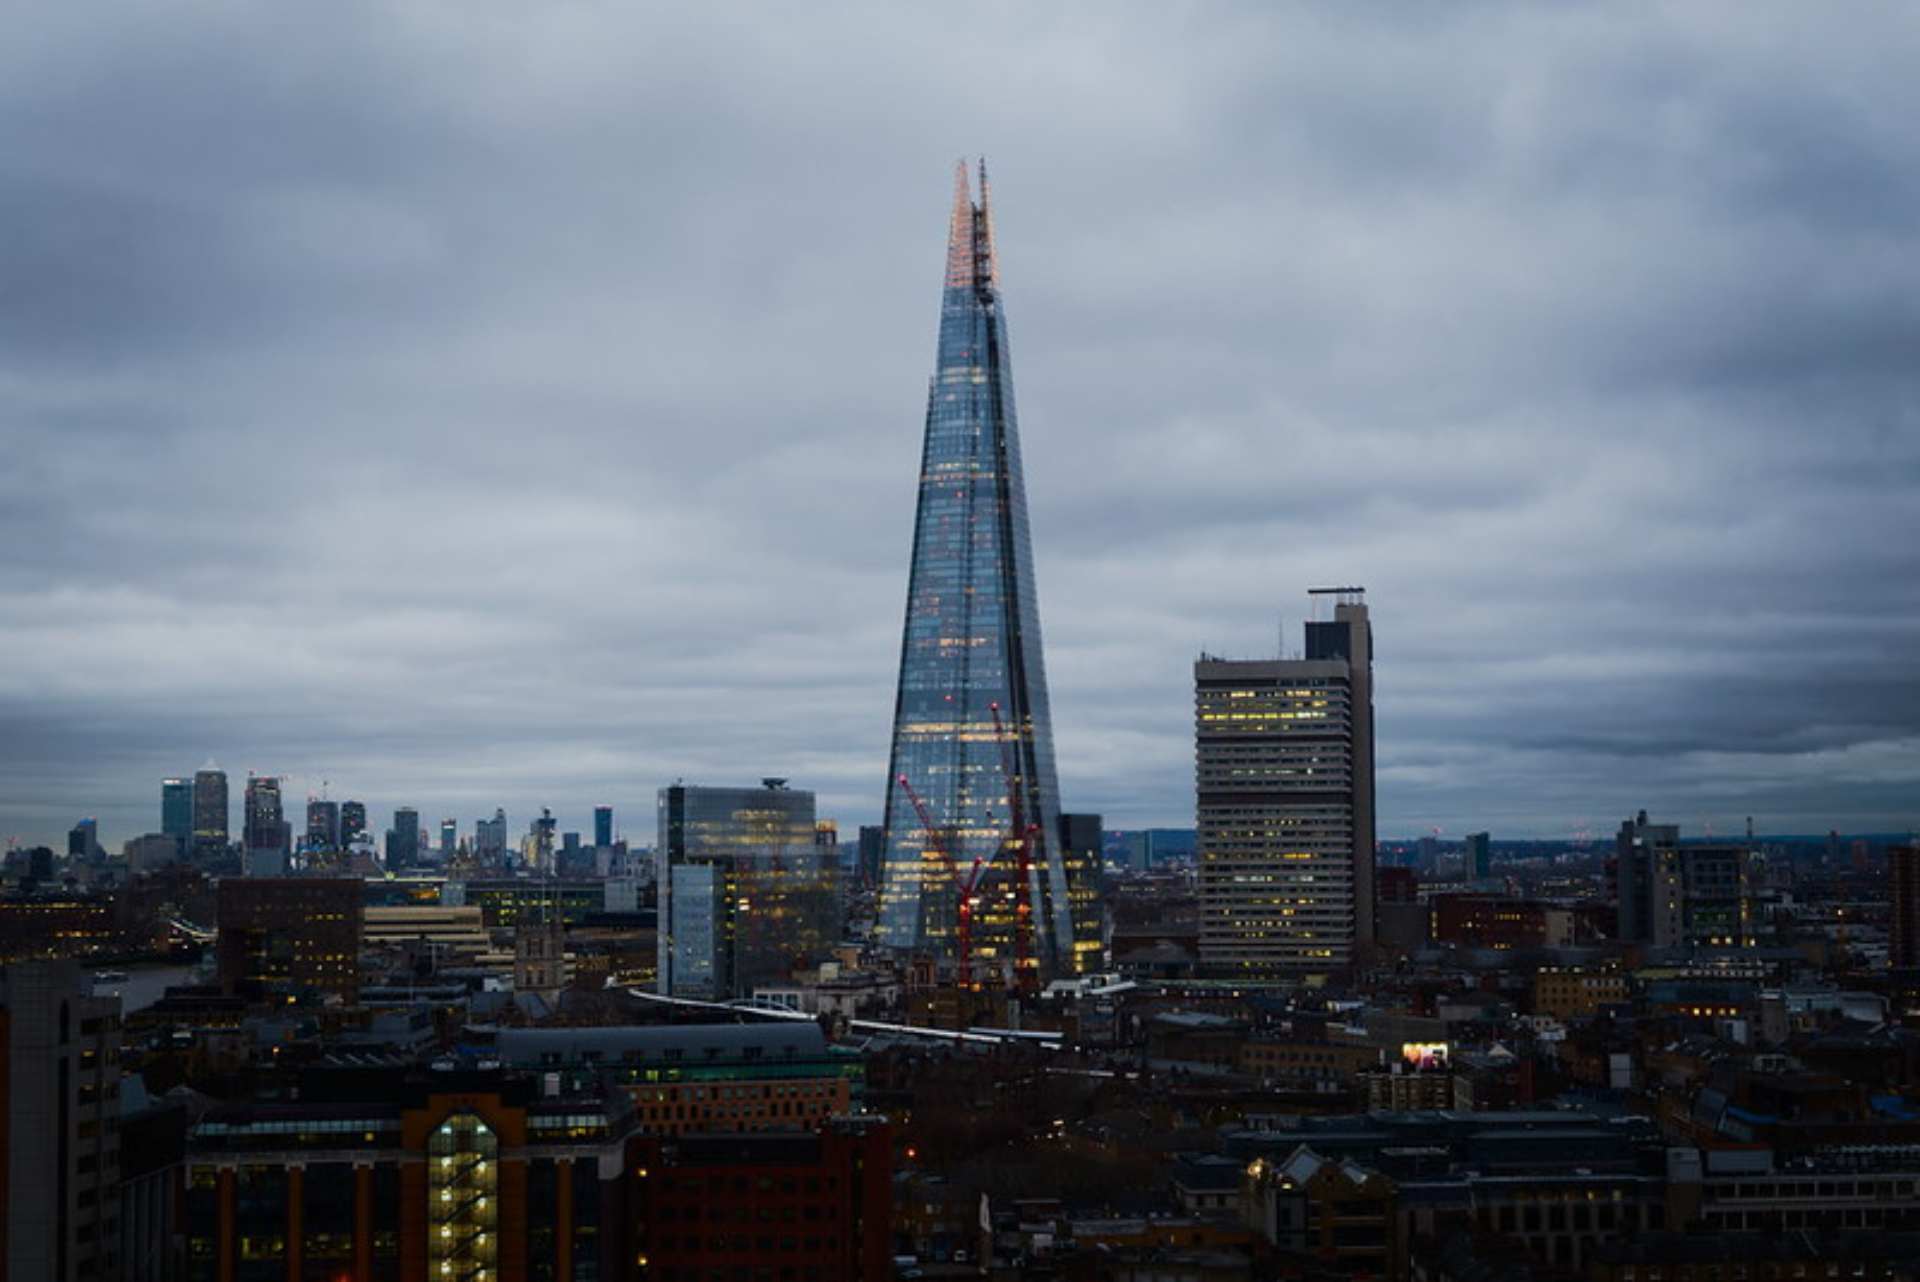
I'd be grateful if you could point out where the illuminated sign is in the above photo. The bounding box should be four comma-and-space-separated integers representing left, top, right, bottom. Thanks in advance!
1401, 1042, 1449, 1071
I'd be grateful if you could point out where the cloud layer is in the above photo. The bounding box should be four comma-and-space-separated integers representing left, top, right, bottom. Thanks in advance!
6, 4, 1919, 848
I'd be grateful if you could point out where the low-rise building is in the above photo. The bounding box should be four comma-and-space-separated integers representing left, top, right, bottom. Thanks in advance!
492, 1024, 863, 1135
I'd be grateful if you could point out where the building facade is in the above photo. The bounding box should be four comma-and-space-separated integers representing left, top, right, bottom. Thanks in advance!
1195, 594, 1376, 976
241, 774, 291, 871
162, 777, 195, 857
875, 160, 1095, 984
1616, 813, 1754, 950
184, 1068, 890, 1282
388, 807, 421, 870
192, 766, 229, 856
214, 877, 363, 1000
339, 800, 367, 847
493, 1024, 862, 1136
0, 960, 123, 1282
1894, 843, 1920, 970
1464, 831, 1491, 880
626, 1119, 893, 1282
304, 799, 341, 853
656, 782, 835, 999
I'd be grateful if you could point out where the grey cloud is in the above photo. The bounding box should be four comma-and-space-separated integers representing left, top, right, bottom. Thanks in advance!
5, 3, 1920, 848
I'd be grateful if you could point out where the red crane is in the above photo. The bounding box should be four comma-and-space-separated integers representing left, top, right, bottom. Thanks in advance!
988, 702, 1043, 992
895, 773, 996, 987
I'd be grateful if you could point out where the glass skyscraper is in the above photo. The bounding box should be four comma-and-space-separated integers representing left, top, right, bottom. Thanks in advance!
877, 161, 1094, 981
162, 777, 194, 857
656, 781, 838, 999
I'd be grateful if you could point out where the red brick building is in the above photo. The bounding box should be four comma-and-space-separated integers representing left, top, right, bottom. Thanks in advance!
215, 877, 363, 1000
626, 1119, 893, 1282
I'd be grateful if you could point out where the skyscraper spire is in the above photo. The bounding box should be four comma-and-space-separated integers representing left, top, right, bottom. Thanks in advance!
976, 156, 998, 289
944, 159, 974, 289
877, 163, 1096, 985
942, 156, 1000, 293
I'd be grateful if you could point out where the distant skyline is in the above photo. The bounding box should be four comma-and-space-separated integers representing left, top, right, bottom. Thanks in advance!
7, 6, 1920, 848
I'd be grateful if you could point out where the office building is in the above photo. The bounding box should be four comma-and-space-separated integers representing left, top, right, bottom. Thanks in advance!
1678, 843, 1755, 948
476, 808, 508, 862
626, 1118, 893, 1281
657, 781, 836, 999
876, 161, 1093, 985
1057, 813, 1107, 972
215, 877, 363, 1000
161, 776, 194, 857
241, 773, 291, 868
184, 1067, 891, 1282
494, 1024, 862, 1134
387, 806, 421, 870
1615, 810, 1683, 946
1465, 831, 1491, 880
65, 817, 99, 861
186, 1069, 632, 1282
440, 817, 459, 859
124, 832, 179, 873
1615, 812, 1753, 949
305, 797, 341, 851
339, 799, 367, 846
192, 764, 228, 855
1194, 591, 1376, 976
523, 807, 557, 871
1891, 844, 1920, 969
1430, 894, 1575, 949
594, 804, 614, 848
856, 824, 885, 888
0, 959, 123, 1281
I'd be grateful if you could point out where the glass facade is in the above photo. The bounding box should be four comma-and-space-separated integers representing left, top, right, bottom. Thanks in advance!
877, 161, 1085, 980
656, 782, 837, 998
162, 778, 194, 856
428, 1112, 499, 1282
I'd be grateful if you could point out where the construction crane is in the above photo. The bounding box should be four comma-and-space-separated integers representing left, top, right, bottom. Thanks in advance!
895, 773, 997, 987
988, 702, 1043, 993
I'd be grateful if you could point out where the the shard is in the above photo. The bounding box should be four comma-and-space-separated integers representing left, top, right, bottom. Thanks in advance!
877, 160, 1091, 983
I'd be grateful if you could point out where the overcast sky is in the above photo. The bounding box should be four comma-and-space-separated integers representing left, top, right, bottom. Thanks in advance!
6, 4, 1920, 850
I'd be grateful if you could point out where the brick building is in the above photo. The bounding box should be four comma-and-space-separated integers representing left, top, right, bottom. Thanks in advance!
184, 1066, 891, 1282
214, 877, 363, 1000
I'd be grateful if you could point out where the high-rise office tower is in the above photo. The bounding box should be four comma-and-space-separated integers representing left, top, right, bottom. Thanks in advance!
657, 781, 836, 999
0, 961, 123, 1280
242, 774, 292, 874
1464, 831, 1492, 880
475, 809, 508, 863
388, 807, 421, 870
66, 817, 100, 861
162, 777, 194, 857
440, 818, 459, 858
876, 161, 1094, 983
1057, 814, 1107, 971
1195, 591, 1376, 977
1615, 810, 1683, 946
856, 825, 885, 889
523, 808, 557, 871
1892, 844, 1920, 970
594, 805, 614, 848
305, 798, 341, 851
192, 764, 229, 855
339, 799, 367, 847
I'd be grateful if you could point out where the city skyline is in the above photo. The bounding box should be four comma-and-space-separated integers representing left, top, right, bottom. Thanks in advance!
7, 8, 1920, 848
